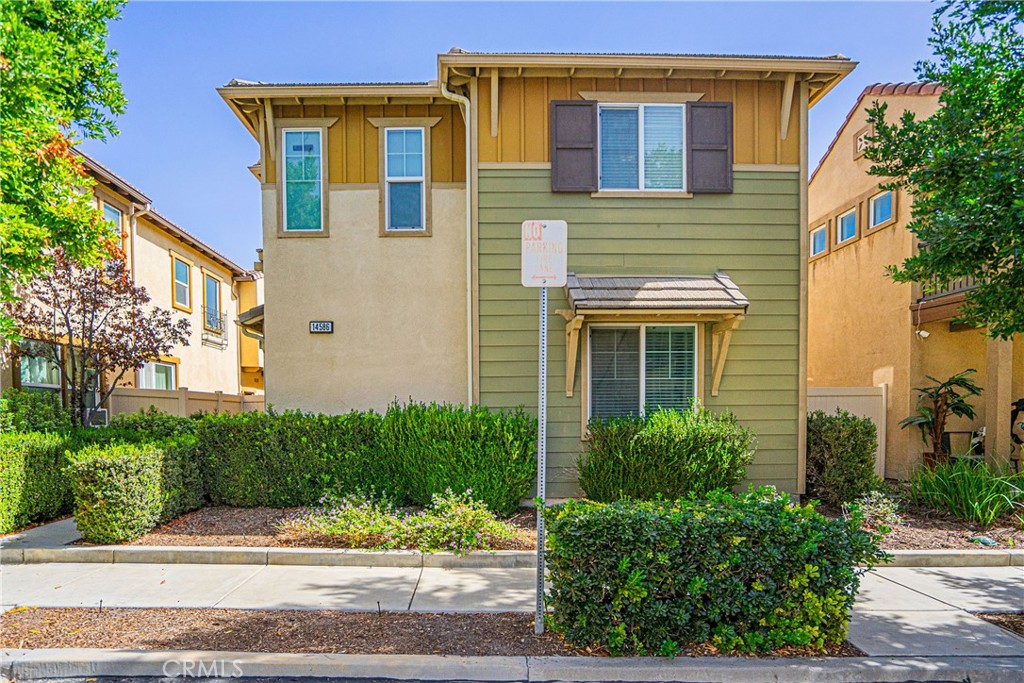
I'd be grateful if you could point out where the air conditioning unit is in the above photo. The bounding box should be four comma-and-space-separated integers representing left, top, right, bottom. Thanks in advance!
88, 408, 109, 427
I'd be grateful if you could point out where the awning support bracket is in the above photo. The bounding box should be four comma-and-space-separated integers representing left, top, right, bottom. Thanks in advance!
564, 314, 584, 397
711, 315, 744, 397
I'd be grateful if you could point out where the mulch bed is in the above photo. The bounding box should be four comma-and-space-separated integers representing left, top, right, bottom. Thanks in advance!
0, 607, 862, 657
977, 612, 1024, 638
130, 505, 538, 550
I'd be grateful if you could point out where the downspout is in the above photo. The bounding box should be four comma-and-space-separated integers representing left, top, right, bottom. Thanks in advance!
440, 82, 474, 406
128, 202, 152, 281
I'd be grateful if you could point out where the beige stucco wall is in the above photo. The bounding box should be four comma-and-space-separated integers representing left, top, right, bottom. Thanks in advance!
131, 216, 242, 395
260, 186, 468, 414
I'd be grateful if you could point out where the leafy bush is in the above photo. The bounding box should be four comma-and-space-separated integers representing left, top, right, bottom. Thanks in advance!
0, 388, 73, 433
0, 432, 74, 532
544, 488, 884, 656
909, 458, 1023, 527
69, 436, 204, 543
109, 407, 197, 438
578, 404, 755, 502
199, 409, 381, 508
845, 490, 903, 532
806, 409, 881, 506
377, 402, 536, 516
284, 489, 519, 555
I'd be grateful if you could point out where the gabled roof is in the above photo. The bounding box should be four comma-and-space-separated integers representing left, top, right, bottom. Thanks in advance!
75, 149, 151, 205
810, 81, 944, 183
565, 272, 749, 312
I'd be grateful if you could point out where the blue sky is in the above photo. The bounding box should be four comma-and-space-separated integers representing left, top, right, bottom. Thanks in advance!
79, 1, 936, 266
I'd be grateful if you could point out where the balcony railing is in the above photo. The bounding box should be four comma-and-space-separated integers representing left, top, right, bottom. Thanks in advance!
919, 275, 979, 302
203, 307, 226, 335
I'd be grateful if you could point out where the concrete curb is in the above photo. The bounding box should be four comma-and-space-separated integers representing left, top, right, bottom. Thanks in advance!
2, 545, 1019, 569
3, 649, 1023, 682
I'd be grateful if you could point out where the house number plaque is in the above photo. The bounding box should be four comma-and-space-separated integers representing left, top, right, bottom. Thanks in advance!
309, 321, 334, 334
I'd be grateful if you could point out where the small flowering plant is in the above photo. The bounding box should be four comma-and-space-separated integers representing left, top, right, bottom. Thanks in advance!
282, 488, 518, 555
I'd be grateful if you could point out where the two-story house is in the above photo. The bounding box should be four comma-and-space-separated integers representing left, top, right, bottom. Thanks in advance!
220, 50, 855, 497
3, 152, 264, 412
808, 82, 1022, 478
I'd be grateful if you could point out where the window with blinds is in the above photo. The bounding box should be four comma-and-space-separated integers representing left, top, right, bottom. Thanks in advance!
598, 104, 685, 191
590, 325, 698, 420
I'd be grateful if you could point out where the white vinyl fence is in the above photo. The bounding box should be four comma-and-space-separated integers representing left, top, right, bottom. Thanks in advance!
808, 385, 887, 477
108, 387, 265, 418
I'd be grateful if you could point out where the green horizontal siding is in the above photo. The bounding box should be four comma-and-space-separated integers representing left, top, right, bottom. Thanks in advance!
478, 169, 802, 498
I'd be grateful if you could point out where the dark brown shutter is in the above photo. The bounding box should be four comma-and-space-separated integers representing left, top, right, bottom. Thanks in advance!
550, 100, 597, 192
686, 102, 733, 193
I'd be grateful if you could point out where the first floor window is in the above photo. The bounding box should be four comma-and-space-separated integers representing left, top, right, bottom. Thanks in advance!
282, 129, 323, 231
19, 341, 61, 393
590, 325, 697, 420
599, 104, 685, 191
139, 361, 176, 391
869, 190, 894, 228
837, 209, 857, 243
811, 225, 827, 256
385, 128, 425, 231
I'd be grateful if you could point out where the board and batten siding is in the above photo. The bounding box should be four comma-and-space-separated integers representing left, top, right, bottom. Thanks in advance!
477, 167, 801, 499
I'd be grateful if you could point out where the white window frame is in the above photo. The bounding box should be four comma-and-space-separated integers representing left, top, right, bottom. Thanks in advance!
139, 361, 177, 391
836, 208, 857, 244
203, 272, 222, 333
102, 201, 124, 247
586, 323, 699, 422
281, 127, 325, 232
868, 190, 894, 229
172, 256, 191, 310
384, 126, 427, 232
810, 224, 828, 257
597, 103, 687, 192
19, 343, 62, 392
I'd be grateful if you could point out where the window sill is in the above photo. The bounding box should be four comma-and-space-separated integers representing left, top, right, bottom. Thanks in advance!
276, 229, 330, 238
380, 228, 432, 238
591, 190, 693, 199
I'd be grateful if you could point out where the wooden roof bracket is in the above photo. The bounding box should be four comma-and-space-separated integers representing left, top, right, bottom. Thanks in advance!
780, 73, 796, 141
263, 100, 276, 161
490, 68, 499, 138
564, 314, 585, 397
711, 315, 744, 397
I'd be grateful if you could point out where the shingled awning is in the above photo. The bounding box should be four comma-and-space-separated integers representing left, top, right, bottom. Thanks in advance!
559, 272, 748, 399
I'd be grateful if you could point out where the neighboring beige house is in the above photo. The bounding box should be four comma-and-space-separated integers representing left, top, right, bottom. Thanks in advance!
3, 152, 264, 412
221, 49, 858, 497
808, 82, 1022, 478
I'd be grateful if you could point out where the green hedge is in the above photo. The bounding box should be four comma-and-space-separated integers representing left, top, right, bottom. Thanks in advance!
578, 405, 755, 502
0, 432, 74, 533
69, 436, 204, 544
109, 407, 197, 438
0, 388, 73, 433
544, 488, 883, 655
378, 402, 536, 516
807, 409, 881, 506
199, 410, 380, 508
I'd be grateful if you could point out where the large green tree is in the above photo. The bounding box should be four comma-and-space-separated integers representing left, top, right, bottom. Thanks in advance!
865, 0, 1024, 339
0, 0, 126, 339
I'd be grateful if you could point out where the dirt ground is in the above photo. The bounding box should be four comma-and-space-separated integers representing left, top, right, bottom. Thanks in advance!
0, 607, 862, 657
129, 503, 1022, 552
977, 612, 1024, 638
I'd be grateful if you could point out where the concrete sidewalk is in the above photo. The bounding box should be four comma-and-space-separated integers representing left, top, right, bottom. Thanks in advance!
2, 561, 1022, 657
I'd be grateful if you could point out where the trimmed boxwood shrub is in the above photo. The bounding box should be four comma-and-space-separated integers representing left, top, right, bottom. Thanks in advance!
109, 407, 197, 438
199, 409, 381, 508
578, 405, 755, 502
377, 402, 536, 516
0, 432, 74, 532
544, 488, 884, 655
69, 436, 204, 544
807, 409, 881, 506
0, 388, 72, 433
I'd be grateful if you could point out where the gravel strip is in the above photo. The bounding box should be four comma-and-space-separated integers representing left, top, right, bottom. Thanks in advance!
976, 612, 1024, 638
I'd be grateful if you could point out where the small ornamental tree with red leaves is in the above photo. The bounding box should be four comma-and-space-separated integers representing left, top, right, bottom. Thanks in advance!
7, 249, 190, 426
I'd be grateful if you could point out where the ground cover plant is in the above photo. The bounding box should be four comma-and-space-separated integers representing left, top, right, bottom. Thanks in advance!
544, 487, 885, 656
282, 489, 520, 555
579, 404, 754, 502
806, 409, 881, 506
908, 458, 1023, 527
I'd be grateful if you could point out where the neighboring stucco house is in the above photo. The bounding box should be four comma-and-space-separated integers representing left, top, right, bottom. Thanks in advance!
807, 82, 1022, 479
220, 50, 855, 497
3, 152, 264, 411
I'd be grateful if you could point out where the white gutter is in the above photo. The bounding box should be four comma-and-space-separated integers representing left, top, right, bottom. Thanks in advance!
440, 82, 474, 406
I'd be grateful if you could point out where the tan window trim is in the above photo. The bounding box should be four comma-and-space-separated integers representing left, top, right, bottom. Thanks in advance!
201, 268, 224, 334
808, 221, 830, 262
169, 250, 194, 313
833, 206, 859, 251
135, 357, 180, 391
368, 116, 442, 238
866, 189, 898, 234
275, 117, 337, 238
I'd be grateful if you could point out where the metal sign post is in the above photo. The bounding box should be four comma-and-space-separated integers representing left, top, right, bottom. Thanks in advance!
520, 219, 567, 635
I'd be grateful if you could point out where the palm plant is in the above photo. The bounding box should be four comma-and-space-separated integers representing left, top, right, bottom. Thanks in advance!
901, 369, 982, 463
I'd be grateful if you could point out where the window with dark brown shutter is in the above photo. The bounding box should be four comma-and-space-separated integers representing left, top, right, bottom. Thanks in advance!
550, 100, 598, 192
686, 102, 733, 193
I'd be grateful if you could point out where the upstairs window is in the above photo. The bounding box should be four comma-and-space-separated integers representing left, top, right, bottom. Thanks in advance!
172, 255, 191, 311
811, 225, 827, 257
837, 209, 857, 244
869, 190, 894, 228
385, 128, 425, 231
599, 105, 685, 191
103, 202, 123, 245
204, 273, 222, 333
282, 129, 323, 232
